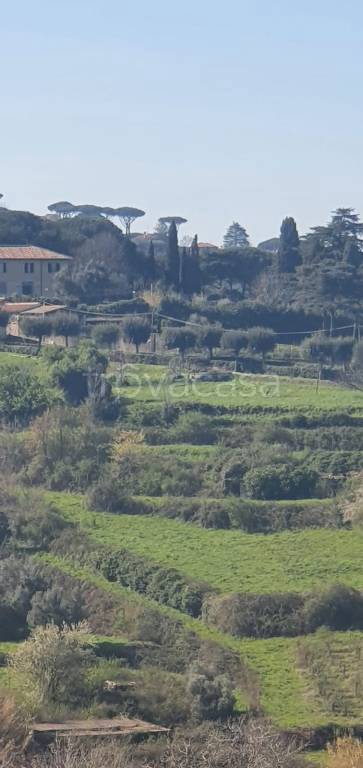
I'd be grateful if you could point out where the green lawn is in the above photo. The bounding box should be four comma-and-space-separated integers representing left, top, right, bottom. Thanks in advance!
48, 492, 363, 595
116, 365, 363, 413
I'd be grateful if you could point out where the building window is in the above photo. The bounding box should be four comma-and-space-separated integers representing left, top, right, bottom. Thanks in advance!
56, 263, 60, 272
0, 263, 6, 273
24, 263, 34, 274
0, 282, 7, 295
22, 282, 34, 296
48, 263, 53, 273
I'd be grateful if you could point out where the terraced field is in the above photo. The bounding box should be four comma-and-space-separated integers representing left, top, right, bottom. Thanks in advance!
37, 364, 363, 730
38, 554, 363, 729
2, 357, 362, 734
117, 363, 363, 413
49, 492, 363, 595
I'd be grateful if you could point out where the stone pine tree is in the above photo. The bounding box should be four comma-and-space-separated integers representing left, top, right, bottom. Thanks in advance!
223, 222, 249, 248
180, 235, 202, 295
278, 217, 301, 272
166, 220, 180, 290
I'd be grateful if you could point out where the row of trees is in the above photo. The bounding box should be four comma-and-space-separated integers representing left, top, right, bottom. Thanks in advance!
48, 201, 189, 237
20, 312, 279, 359
48, 201, 146, 235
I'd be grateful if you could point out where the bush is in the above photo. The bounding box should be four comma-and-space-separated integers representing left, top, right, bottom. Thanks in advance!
243, 464, 320, 500
24, 406, 113, 491
1, 485, 68, 550
0, 364, 51, 424
187, 665, 235, 722
203, 592, 304, 638
9, 623, 94, 713
303, 584, 363, 632
47, 342, 108, 405
0, 604, 26, 641
171, 412, 217, 444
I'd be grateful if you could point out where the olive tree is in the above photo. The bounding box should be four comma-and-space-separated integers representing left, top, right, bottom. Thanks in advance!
9, 623, 94, 712
121, 317, 151, 353
92, 322, 120, 349
52, 314, 81, 347
21, 316, 53, 350
221, 330, 247, 356
163, 326, 197, 360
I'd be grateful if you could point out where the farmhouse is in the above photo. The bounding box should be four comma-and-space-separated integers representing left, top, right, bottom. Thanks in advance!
0, 245, 72, 298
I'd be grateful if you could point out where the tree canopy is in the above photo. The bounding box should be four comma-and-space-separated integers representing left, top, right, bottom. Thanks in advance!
223, 222, 249, 248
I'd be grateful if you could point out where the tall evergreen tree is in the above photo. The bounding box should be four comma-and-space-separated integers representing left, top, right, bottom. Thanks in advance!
166, 220, 180, 290
278, 217, 301, 273
223, 222, 249, 248
179, 246, 186, 291
306, 208, 363, 259
180, 235, 202, 295
147, 239, 157, 285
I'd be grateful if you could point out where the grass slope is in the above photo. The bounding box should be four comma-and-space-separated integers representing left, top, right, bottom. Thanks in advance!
49, 492, 363, 595
38, 554, 363, 729
118, 364, 363, 413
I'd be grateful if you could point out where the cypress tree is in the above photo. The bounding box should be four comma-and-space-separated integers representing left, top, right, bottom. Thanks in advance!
179, 246, 186, 292
185, 235, 202, 294
147, 239, 157, 284
278, 217, 301, 273
166, 220, 180, 290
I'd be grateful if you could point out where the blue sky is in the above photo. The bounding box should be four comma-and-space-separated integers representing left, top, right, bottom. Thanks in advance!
2, 0, 363, 244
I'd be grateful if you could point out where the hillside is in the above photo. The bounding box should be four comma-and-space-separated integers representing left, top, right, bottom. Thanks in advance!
1, 349, 363, 766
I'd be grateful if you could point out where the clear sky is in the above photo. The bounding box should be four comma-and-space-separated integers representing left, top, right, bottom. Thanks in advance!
2, 0, 363, 245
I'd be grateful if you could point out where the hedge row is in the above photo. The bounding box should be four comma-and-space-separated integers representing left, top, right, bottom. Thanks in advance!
94, 549, 212, 617
89, 490, 341, 533
203, 584, 363, 639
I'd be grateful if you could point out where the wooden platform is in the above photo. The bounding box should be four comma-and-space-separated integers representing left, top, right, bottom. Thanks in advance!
32, 717, 169, 739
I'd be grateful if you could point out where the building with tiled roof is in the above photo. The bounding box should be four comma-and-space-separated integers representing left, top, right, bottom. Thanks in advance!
0, 245, 72, 298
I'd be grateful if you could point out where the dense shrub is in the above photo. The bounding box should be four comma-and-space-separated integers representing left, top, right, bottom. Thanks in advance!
187, 665, 235, 722
24, 406, 113, 491
243, 464, 320, 500
1, 486, 68, 551
96, 549, 210, 618
171, 412, 217, 445
203, 584, 363, 639
46, 342, 107, 405
88, 477, 152, 515
203, 592, 304, 638
92, 298, 150, 315
303, 584, 363, 632
0, 364, 52, 425
304, 450, 363, 476
0, 556, 86, 640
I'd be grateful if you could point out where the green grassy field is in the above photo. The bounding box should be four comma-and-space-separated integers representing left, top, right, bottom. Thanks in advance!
116, 364, 363, 413
48, 492, 363, 594
37, 554, 363, 729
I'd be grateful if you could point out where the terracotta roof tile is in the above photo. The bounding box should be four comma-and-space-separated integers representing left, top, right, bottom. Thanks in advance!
1, 302, 41, 314
0, 246, 72, 261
